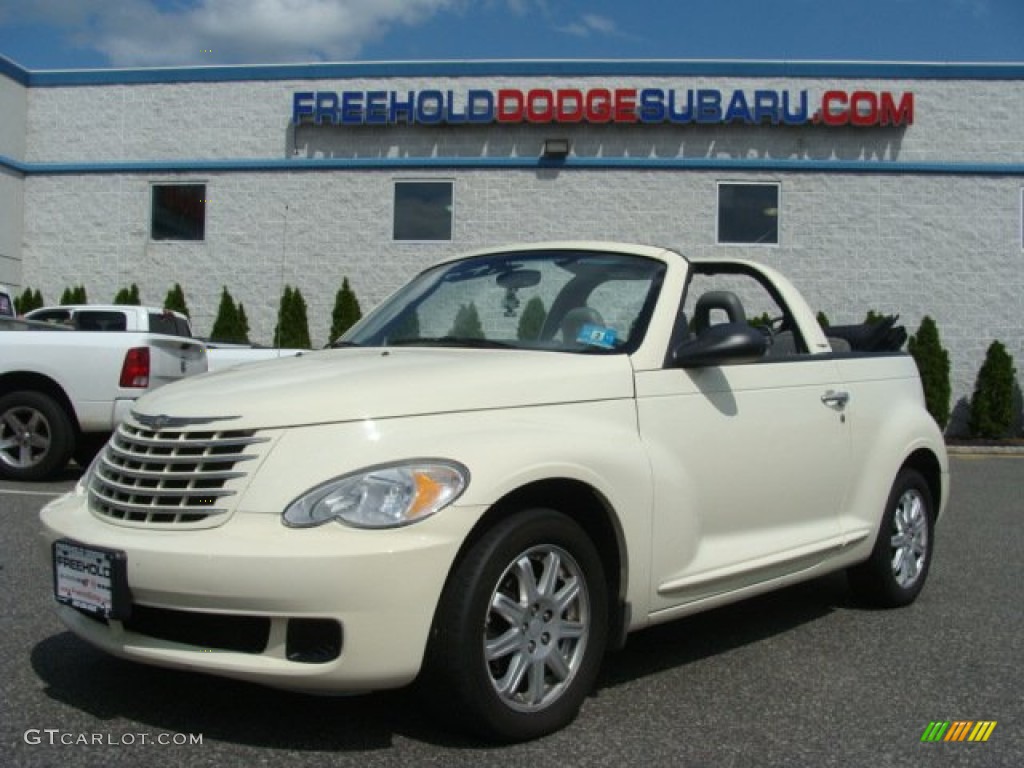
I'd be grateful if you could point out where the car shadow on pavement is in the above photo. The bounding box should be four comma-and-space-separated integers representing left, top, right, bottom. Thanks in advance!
596, 570, 852, 690
29, 571, 855, 751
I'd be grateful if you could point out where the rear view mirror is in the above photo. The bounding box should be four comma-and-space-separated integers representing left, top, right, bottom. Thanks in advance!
672, 322, 767, 368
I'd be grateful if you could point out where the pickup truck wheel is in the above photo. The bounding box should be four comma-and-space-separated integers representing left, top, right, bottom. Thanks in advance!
72, 434, 108, 469
0, 391, 74, 481
422, 508, 608, 742
848, 468, 934, 608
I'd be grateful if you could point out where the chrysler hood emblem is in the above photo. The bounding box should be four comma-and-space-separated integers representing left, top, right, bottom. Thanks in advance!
131, 412, 239, 429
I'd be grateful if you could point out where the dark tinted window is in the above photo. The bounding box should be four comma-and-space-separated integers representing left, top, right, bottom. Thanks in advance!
393, 181, 453, 241
717, 183, 779, 245
76, 311, 128, 331
28, 309, 72, 324
152, 184, 206, 241
148, 312, 192, 337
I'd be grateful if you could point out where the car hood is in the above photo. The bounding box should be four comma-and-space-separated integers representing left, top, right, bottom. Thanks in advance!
130, 347, 636, 430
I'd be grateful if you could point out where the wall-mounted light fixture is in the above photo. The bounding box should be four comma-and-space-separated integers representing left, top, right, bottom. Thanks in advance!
541, 139, 570, 159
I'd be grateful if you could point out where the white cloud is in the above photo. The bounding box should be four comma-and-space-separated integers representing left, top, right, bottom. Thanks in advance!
12, 0, 463, 66
559, 13, 622, 39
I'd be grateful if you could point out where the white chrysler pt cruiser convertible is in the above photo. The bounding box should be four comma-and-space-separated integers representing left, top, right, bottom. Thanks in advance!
41, 242, 948, 742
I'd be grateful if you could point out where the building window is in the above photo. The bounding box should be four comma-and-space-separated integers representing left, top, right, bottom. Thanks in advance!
717, 182, 780, 246
393, 181, 453, 241
152, 184, 206, 241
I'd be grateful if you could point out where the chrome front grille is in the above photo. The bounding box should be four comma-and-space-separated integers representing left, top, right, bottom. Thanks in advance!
89, 421, 269, 528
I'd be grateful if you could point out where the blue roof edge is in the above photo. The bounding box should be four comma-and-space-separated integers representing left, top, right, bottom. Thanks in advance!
2, 56, 1023, 87
2, 153, 1022, 177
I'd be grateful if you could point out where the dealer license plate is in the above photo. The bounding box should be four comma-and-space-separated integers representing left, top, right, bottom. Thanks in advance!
53, 541, 130, 620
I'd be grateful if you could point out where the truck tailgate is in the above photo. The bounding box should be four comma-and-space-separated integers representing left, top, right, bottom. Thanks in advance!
147, 336, 208, 387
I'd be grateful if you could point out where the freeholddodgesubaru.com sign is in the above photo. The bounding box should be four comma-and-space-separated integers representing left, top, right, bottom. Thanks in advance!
293, 86, 913, 128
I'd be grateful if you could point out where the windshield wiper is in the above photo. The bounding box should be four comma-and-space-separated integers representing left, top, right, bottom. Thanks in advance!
388, 336, 516, 349
328, 340, 362, 348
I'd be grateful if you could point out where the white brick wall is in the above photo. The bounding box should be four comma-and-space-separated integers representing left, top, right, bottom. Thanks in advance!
13, 67, 1024, 433
0, 72, 25, 285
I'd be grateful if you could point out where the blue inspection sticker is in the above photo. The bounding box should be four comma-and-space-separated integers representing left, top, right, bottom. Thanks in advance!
577, 324, 618, 349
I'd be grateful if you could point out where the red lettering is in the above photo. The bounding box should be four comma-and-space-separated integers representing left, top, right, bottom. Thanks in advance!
821, 90, 848, 126
585, 89, 612, 123
526, 89, 555, 122
496, 89, 524, 123
849, 91, 878, 126
556, 89, 584, 122
880, 92, 914, 126
614, 89, 638, 123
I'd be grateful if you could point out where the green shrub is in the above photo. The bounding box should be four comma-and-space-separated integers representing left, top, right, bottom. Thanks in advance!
15, 288, 44, 314
163, 283, 190, 317
329, 277, 362, 344
60, 285, 87, 304
390, 309, 420, 342
450, 302, 484, 339
968, 340, 1017, 438
210, 286, 247, 343
908, 316, 951, 429
517, 296, 547, 341
275, 285, 311, 349
113, 284, 141, 305
237, 302, 250, 343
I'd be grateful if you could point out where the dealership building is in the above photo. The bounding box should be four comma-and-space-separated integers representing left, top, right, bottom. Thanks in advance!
1, 57, 1022, 427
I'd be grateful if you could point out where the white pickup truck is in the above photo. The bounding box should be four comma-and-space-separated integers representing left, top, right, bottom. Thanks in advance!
1, 316, 207, 480
26, 304, 193, 337
40, 242, 948, 742
26, 304, 304, 370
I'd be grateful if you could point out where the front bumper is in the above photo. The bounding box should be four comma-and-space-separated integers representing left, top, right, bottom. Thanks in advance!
40, 492, 481, 692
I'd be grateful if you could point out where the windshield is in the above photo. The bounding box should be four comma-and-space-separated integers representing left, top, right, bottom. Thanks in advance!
343, 249, 666, 353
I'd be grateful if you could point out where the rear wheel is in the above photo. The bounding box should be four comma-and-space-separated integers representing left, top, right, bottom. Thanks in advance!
848, 468, 935, 607
0, 391, 75, 481
421, 508, 608, 742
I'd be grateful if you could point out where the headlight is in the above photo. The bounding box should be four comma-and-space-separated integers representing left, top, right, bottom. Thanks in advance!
282, 460, 469, 529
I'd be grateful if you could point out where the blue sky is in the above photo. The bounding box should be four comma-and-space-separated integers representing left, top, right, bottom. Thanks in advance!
0, 0, 1021, 70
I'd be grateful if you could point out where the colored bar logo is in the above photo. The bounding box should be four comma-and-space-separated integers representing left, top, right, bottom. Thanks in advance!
921, 721, 997, 742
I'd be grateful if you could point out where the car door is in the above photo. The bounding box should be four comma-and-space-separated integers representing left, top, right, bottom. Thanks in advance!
635, 266, 851, 615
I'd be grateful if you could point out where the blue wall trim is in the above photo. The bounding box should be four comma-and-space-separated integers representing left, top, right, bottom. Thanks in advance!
2, 55, 1022, 87
2, 153, 1022, 177
0, 55, 29, 86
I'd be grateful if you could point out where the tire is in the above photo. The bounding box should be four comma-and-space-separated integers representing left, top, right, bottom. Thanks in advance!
0, 391, 75, 481
73, 433, 109, 469
848, 468, 935, 608
421, 508, 608, 742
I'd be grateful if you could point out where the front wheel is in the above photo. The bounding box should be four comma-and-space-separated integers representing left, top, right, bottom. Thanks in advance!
421, 508, 608, 742
848, 468, 935, 608
0, 391, 75, 481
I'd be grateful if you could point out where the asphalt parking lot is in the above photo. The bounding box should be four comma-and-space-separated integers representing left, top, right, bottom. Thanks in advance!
2, 456, 1021, 767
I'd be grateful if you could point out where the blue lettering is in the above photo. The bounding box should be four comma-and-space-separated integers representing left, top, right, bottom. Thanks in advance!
445, 90, 467, 124
639, 89, 666, 123
292, 91, 315, 124
389, 91, 416, 125
315, 91, 339, 125
667, 89, 695, 123
340, 91, 363, 125
466, 90, 494, 123
365, 91, 388, 124
724, 90, 753, 124
782, 90, 809, 125
416, 90, 444, 124
696, 90, 722, 124
753, 90, 780, 124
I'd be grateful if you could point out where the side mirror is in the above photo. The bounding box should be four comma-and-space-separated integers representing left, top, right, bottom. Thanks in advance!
672, 322, 767, 368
